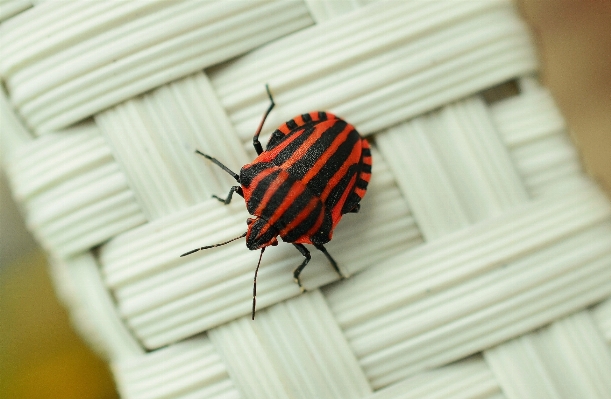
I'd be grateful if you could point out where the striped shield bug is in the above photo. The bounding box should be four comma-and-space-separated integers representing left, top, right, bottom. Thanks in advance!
181, 85, 372, 318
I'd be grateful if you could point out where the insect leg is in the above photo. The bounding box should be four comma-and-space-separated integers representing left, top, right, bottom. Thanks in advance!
314, 243, 345, 279
252, 84, 275, 155
212, 186, 243, 204
292, 243, 310, 292
195, 150, 239, 182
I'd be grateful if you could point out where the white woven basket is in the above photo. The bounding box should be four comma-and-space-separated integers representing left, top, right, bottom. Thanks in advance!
2, 1, 611, 398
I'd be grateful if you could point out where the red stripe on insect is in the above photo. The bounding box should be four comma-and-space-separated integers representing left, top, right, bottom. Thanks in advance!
332, 173, 357, 224
243, 166, 274, 197
181, 84, 371, 319
277, 124, 327, 170
320, 141, 361, 202
360, 172, 372, 184
300, 201, 326, 243
254, 172, 287, 216
301, 124, 353, 185
257, 179, 305, 238
279, 196, 319, 238
354, 187, 367, 198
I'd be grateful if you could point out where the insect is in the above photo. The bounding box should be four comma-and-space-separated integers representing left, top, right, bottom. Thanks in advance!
181, 85, 372, 319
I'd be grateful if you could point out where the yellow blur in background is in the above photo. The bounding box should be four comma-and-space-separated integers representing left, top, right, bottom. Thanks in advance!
0, 1, 610, 398
0, 154, 117, 396
0, 169, 118, 398
518, 0, 611, 195
0, 251, 118, 399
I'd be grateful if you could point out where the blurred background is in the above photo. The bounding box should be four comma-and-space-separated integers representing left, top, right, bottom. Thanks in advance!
518, 0, 611, 195
0, 172, 118, 398
0, 1, 610, 397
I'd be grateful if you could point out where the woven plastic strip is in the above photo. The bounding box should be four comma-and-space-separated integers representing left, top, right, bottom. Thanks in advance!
210, 0, 536, 139
112, 335, 238, 399
0, 0, 30, 22
48, 253, 142, 360
99, 147, 419, 349
6, 122, 146, 257
0, 0, 313, 133
484, 311, 611, 398
208, 290, 372, 398
95, 72, 250, 220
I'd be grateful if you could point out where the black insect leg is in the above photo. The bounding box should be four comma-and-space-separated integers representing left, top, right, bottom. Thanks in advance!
195, 150, 239, 182
213, 186, 243, 204
314, 243, 345, 279
252, 84, 275, 155
292, 243, 311, 292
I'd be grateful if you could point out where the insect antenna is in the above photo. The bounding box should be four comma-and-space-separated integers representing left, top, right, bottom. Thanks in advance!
195, 150, 240, 182
252, 247, 266, 320
180, 232, 247, 257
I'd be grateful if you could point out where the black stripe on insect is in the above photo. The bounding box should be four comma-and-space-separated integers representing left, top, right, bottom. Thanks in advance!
181, 85, 371, 319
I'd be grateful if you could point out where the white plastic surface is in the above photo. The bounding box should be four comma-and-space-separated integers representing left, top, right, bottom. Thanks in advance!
1, 0, 313, 133
485, 311, 611, 399
0, 85, 31, 163
99, 148, 420, 349
376, 96, 528, 240
48, 253, 143, 360
95, 72, 249, 221
210, 0, 536, 140
593, 299, 611, 344
112, 335, 239, 399
367, 357, 504, 399
5, 122, 146, 257
325, 183, 611, 387
0, 0, 30, 21
208, 290, 372, 399
303, 0, 376, 23
490, 83, 583, 196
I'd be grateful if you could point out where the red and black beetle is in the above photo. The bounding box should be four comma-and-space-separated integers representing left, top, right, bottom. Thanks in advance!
181, 85, 372, 318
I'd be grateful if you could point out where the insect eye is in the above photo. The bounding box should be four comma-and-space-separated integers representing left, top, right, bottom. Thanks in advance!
246, 218, 254, 225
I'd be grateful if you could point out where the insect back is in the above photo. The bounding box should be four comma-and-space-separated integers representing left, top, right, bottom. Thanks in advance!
181, 85, 371, 319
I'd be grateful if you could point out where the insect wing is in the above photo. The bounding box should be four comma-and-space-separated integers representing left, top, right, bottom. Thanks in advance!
266, 112, 338, 151
268, 116, 365, 229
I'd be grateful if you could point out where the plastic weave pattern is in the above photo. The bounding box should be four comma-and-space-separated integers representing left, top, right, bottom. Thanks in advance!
1, 1, 611, 398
